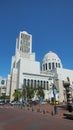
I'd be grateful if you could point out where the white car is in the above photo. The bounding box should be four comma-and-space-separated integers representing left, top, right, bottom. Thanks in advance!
10, 101, 22, 106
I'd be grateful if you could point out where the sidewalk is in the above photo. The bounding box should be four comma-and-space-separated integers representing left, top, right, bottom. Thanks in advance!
18, 103, 68, 118
2, 103, 68, 118
0, 104, 73, 130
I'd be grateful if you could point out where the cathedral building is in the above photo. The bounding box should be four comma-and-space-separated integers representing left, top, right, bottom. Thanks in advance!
6, 31, 73, 102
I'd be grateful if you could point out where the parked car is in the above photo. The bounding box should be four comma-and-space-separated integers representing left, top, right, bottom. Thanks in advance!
0, 101, 5, 105
9, 101, 22, 106
28, 100, 39, 106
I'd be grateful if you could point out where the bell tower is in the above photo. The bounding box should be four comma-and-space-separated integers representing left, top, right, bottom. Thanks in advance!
16, 31, 32, 54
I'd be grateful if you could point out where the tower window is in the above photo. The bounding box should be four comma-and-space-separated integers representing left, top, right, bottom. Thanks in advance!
52, 62, 54, 69
58, 63, 60, 68
56, 63, 57, 67
49, 63, 51, 69
46, 63, 47, 70
43, 64, 45, 71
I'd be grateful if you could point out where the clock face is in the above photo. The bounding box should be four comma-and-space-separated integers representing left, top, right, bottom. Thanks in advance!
1, 80, 5, 85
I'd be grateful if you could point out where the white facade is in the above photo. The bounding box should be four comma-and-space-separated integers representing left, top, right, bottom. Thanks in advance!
6, 31, 73, 102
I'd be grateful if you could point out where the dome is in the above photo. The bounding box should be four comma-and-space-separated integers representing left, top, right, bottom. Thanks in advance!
22, 31, 28, 34
43, 51, 59, 61
42, 51, 62, 71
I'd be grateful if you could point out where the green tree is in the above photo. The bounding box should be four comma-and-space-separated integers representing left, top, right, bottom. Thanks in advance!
22, 85, 35, 101
13, 89, 22, 101
36, 86, 45, 99
0, 93, 6, 102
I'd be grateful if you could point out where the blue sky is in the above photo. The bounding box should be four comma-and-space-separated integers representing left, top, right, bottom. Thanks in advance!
0, 0, 73, 78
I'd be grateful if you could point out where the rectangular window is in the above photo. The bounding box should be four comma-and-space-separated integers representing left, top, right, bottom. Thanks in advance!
52, 62, 54, 69
56, 63, 57, 67
24, 79, 26, 86
46, 63, 47, 70
43, 64, 45, 71
34, 80, 36, 88
31, 80, 33, 88
49, 63, 51, 69
58, 63, 60, 68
